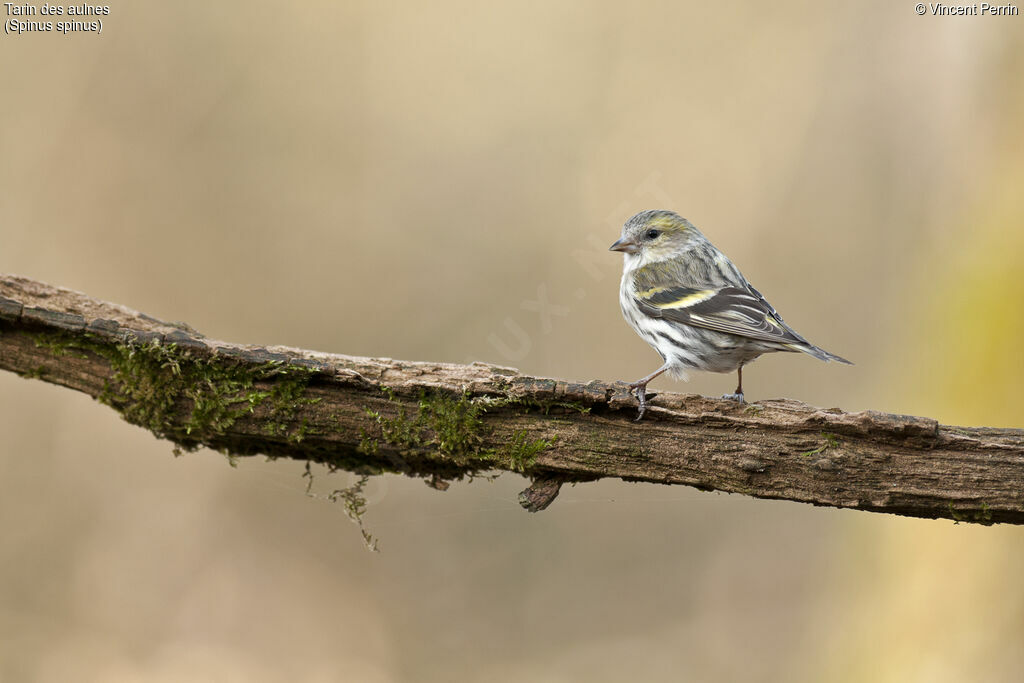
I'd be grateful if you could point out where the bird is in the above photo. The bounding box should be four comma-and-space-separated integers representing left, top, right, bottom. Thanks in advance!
610, 210, 851, 420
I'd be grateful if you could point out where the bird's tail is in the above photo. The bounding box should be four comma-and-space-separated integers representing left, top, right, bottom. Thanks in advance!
792, 343, 853, 365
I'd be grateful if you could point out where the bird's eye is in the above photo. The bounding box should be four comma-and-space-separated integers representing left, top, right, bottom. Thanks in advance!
645, 229, 660, 240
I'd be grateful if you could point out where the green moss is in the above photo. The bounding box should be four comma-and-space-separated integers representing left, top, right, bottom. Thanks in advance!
947, 502, 965, 524
17, 365, 48, 380
483, 380, 591, 416
361, 387, 561, 472
363, 388, 485, 459
948, 501, 994, 526
493, 431, 556, 472
975, 502, 994, 524
357, 424, 380, 456
29, 329, 566, 479
800, 432, 840, 457
979, 502, 994, 524
96, 340, 279, 449
32, 333, 88, 358
261, 368, 321, 444
418, 390, 486, 456
328, 474, 379, 552
29, 330, 320, 452
526, 399, 590, 416
365, 389, 427, 450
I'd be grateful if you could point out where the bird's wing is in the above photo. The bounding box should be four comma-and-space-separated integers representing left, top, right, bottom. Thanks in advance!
633, 278, 810, 347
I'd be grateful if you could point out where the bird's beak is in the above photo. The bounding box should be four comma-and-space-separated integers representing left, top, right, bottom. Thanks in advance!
609, 237, 640, 254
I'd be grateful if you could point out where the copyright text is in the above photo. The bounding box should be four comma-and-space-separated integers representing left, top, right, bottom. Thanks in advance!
915, 2, 1020, 14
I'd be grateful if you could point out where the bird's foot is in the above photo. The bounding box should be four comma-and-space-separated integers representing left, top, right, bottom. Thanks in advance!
626, 382, 657, 421
721, 392, 746, 403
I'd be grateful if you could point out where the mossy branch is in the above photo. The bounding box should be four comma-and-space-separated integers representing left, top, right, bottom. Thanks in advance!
2, 273, 1023, 524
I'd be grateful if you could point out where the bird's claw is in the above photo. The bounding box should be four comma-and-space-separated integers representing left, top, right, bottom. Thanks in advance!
628, 383, 653, 421
721, 392, 746, 403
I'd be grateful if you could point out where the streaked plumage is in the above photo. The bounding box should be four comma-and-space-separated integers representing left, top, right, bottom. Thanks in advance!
611, 210, 851, 419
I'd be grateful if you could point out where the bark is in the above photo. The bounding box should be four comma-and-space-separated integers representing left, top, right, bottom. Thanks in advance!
1, 273, 1022, 523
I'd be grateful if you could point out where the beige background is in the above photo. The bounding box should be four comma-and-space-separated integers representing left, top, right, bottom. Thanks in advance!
2, 2, 1024, 681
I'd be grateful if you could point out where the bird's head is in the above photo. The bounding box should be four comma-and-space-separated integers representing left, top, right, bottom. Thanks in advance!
609, 210, 703, 263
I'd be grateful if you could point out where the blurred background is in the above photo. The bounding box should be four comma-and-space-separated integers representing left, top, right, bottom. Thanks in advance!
2, 2, 1024, 681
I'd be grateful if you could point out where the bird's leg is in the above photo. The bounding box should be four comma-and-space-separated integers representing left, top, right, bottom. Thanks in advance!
721, 364, 746, 403
627, 363, 670, 421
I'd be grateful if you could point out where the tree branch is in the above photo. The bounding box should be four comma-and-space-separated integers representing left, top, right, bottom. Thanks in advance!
1, 273, 1021, 524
